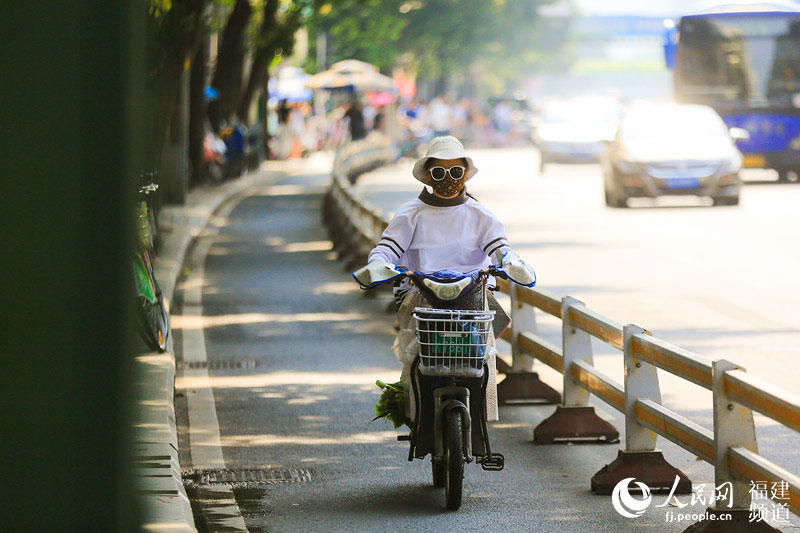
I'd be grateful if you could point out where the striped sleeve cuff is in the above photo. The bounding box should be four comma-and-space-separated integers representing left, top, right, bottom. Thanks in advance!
378, 237, 405, 258
483, 237, 509, 260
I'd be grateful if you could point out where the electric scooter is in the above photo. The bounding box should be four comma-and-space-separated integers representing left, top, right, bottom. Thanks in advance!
356, 266, 529, 510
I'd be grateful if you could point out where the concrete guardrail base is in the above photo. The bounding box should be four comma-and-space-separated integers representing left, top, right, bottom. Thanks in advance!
590, 449, 692, 495
533, 405, 620, 444
497, 372, 561, 404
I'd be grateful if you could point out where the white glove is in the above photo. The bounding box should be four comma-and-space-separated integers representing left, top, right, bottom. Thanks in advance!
353, 260, 402, 287
501, 251, 536, 286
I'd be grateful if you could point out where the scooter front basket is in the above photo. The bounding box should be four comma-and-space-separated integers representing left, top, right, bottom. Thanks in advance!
413, 308, 495, 378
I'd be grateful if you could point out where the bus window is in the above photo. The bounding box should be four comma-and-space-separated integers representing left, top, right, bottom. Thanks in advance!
676, 14, 800, 107
767, 20, 800, 103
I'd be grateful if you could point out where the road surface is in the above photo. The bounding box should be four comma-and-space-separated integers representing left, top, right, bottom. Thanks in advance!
172, 151, 800, 531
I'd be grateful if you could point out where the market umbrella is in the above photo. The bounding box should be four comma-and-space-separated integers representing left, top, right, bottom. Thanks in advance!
268, 66, 313, 102
305, 60, 394, 92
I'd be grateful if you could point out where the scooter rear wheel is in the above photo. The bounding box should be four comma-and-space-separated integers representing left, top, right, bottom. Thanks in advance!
444, 411, 464, 510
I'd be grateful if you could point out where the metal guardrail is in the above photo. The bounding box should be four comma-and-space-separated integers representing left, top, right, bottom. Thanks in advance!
494, 281, 800, 520
324, 140, 800, 527
325, 135, 394, 269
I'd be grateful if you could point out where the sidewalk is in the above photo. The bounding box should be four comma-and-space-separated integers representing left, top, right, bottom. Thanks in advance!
132, 158, 307, 532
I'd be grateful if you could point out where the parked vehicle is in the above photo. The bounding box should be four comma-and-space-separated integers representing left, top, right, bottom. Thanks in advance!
355, 266, 532, 510
134, 180, 170, 352
203, 130, 226, 183
601, 103, 746, 207
533, 97, 620, 172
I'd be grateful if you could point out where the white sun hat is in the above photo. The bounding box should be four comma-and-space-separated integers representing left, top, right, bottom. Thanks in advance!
412, 136, 478, 184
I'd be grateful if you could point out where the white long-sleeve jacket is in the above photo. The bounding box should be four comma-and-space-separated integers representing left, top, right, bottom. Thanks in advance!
367, 189, 512, 274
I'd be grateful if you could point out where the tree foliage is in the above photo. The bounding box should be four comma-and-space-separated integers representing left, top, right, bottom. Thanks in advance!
306, 0, 573, 94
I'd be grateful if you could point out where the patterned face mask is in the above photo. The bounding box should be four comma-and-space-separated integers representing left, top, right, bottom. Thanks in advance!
431, 178, 464, 197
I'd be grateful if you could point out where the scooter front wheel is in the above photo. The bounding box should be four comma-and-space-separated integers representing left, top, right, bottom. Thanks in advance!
432, 458, 445, 487
444, 411, 464, 510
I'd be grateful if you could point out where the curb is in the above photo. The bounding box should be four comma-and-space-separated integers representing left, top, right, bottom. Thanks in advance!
133, 161, 294, 532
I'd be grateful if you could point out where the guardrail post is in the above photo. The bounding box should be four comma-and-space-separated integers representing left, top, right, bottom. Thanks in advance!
591, 325, 692, 494
510, 283, 534, 373
685, 360, 779, 532
497, 284, 561, 404
533, 297, 619, 444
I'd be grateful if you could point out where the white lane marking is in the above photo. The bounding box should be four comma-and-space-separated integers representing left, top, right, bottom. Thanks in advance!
181, 197, 248, 532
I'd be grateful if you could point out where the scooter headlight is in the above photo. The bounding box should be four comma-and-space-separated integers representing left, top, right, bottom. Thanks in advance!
422, 277, 471, 301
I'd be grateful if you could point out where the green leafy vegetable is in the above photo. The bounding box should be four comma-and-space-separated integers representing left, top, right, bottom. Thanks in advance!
373, 379, 412, 429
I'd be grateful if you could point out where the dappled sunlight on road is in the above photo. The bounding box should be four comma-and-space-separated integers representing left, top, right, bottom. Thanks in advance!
255, 184, 323, 197
298, 415, 330, 423
172, 311, 373, 330
270, 240, 332, 253
220, 430, 401, 447
205, 244, 251, 257
312, 281, 361, 295
176, 368, 398, 390
258, 391, 287, 399
175, 275, 216, 293
490, 422, 530, 430
263, 236, 286, 246
286, 395, 330, 405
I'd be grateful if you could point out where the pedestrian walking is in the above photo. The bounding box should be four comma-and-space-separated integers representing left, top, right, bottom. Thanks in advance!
345, 99, 367, 141
428, 94, 453, 137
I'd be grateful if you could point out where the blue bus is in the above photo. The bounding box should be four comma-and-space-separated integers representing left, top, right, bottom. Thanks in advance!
664, 2, 800, 181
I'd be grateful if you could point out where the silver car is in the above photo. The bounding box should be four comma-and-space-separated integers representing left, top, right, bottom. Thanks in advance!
601, 103, 746, 207
534, 97, 620, 172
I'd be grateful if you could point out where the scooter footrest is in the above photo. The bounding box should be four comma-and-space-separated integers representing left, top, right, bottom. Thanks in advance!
479, 453, 504, 471
397, 434, 411, 441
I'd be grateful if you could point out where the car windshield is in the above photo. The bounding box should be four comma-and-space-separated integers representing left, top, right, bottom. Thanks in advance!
619, 106, 729, 141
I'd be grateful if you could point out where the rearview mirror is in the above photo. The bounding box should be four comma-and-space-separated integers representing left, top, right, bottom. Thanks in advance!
729, 127, 750, 143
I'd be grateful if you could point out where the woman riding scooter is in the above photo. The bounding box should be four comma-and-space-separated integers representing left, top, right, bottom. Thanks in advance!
354, 136, 536, 423
354, 137, 536, 509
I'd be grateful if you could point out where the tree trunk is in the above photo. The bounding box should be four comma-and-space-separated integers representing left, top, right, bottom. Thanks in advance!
147, 0, 206, 201
159, 69, 190, 204
237, 0, 281, 122
260, 74, 271, 157
207, 0, 252, 129
150, 52, 186, 169
237, 52, 269, 122
189, 36, 208, 187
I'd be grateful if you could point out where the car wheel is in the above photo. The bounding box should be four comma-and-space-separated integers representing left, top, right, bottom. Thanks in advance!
712, 196, 739, 206
607, 183, 627, 208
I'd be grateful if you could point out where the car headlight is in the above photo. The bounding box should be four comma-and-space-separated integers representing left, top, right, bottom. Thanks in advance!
615, 159, 640, 174
718, 156, 741, 175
